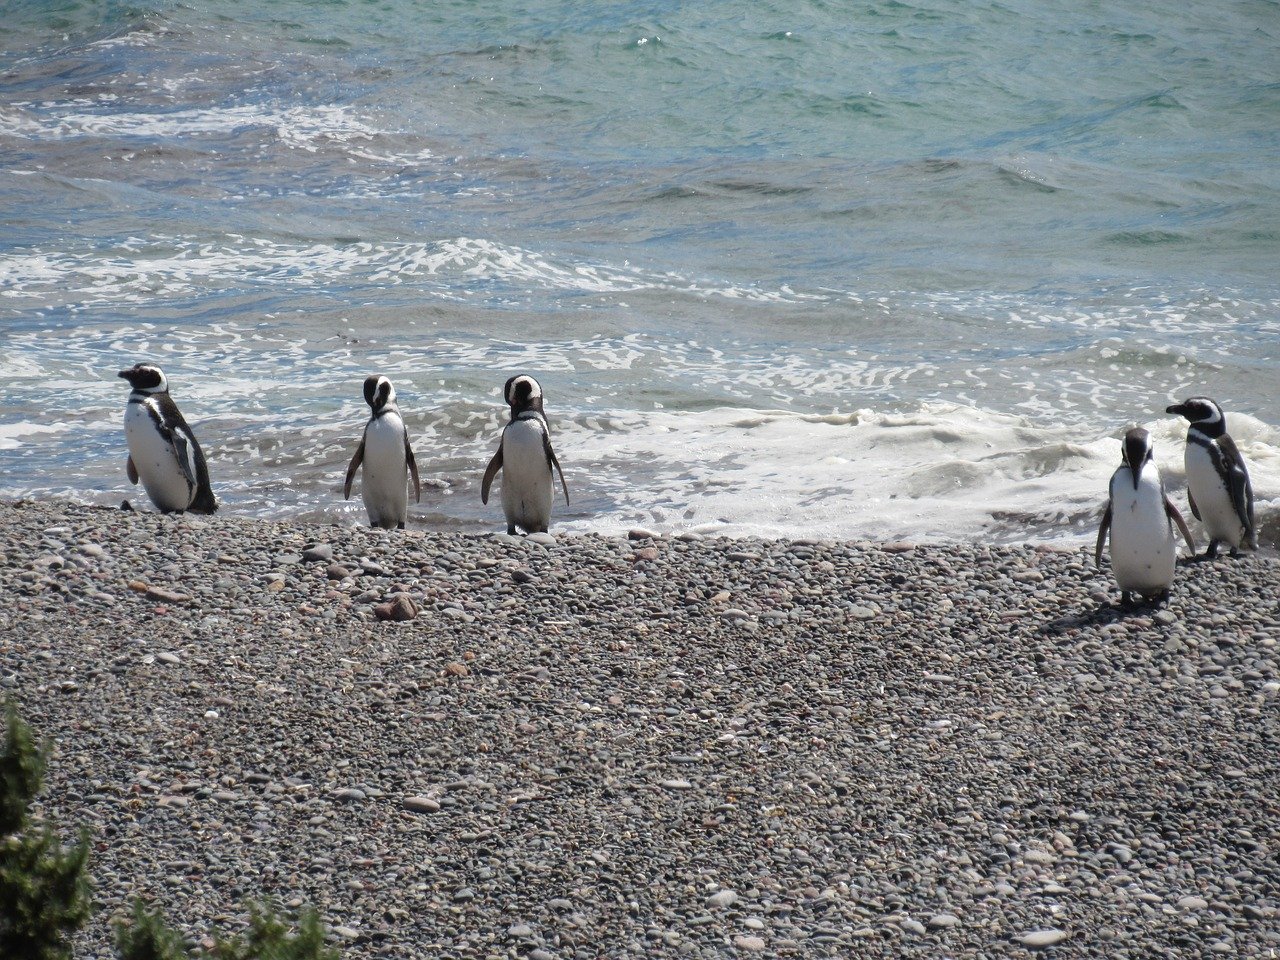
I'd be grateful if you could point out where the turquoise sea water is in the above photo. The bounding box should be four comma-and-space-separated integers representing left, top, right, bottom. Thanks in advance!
2, 0, 1278, 542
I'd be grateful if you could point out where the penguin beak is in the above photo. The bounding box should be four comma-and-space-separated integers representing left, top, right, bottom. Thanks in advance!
1166, 402, 1186, 418
117, 369, 130, 380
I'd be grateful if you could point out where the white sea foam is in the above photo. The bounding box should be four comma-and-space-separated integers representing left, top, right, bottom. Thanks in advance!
0, 102, 380, 148
0, 422, 65, 450
0, 233, 818, 306
552, 404, 1280, 546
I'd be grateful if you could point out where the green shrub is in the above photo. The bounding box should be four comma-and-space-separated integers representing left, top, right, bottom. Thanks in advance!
116, 899, 340, 960
210, 902, 339, 960
114, 901, 188, 960
0, 700, 94, 960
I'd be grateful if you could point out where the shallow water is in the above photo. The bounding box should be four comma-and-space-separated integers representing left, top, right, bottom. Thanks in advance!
2, 0, 1277, 544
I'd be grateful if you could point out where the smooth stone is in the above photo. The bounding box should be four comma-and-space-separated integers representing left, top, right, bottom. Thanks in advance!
628, 528, 660, 540
901, 919, 926, 935
733, 935, 766, 952
402, 796, 440, 813
928, 913, 960, 928
525, 532, 557, 545
302, 544, 333, 562
1178, 896, 1209, 911
332, 788, 366, 802
707, 889, 738, 909
660, 779, 693, 790
1018, 929, 1069, 947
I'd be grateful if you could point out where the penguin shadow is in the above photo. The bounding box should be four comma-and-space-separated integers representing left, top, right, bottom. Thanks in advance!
1041, 584, 1172, 635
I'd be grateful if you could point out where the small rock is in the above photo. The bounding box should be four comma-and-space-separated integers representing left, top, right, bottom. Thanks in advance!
526, 532, 557, 546
332, 788, 366, 802
1018, 929, 1069, 947
326, 563, 354, 581
1177, 896, 1209, 911
928, 913, 960, 929
660, 779, 693, 790
375, 596, 418, 622
734, 935, 766, 952
512, 568, 535, 584
145, 586, 190, 604
302, 544, 333, 563
849, 605, 877, 620
900, 919, 925, 935
444, 662, 470, 678
402, 796, 440, 813
1154, 609, 1177, 626
332, 926, 359, 940
155, 652, 180, 665
707, 889, 738, 909
628, 528, 660, 540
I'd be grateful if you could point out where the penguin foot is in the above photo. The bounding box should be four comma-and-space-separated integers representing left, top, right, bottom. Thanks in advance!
120, 499, 133, 512
1204, 541, 1220, 560
397, 522, 406, 531
507, 525, 517, 536
1120, 591, 1134, 608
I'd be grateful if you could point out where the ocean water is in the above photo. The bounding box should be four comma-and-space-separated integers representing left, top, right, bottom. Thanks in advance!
2, 0, 1278, 545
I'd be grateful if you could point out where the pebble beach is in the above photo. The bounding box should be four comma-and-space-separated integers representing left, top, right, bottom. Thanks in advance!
3, 498, 1279, 958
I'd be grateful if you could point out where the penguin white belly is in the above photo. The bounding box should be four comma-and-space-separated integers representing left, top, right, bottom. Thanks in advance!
361, 413, 409, 528
1109, 471, 1176, 597
124, 401, 194, 513
501, 419, 553, 533
1185, 443, 1244, 546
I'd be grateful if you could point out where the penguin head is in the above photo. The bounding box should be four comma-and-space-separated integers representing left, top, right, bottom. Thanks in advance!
504, 375, 544, 416
362, 375, 395, 412
117, 364, 168, 394
1121, 427, 1154, 490
1166, 396, 1224, 436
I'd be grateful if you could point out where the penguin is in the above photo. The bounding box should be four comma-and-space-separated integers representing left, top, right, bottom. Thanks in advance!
343, 375, 421, 530
118, 363, 217, 514
1166, 396, 1256, 557
1095, 427, 1195, 605
481, 375, 569, 535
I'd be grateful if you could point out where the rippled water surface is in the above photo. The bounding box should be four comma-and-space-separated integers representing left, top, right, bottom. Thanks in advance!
2, 0, 1278, 543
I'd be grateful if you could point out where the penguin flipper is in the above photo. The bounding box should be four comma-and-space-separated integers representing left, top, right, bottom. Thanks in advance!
1217, 435, 1255, 543
126, 455, 139, 485
1164, 495, 1195, 557
169, 429, 199, 492
542, 432, 570, 506
1186, 488, 1201, 522
344, 439, 365, 500
1094, 502, 1112, 569
404, 432, 422, 504
481, 443, 503, 505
